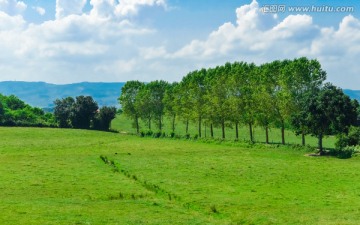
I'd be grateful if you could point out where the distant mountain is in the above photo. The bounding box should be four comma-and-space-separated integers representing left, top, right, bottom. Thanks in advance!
0, 81, 125, 108
0, 81, 358, 109
344, 90, 360, 102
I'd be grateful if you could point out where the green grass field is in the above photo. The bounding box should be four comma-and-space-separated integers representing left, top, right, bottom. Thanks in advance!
1, 126, 360, 224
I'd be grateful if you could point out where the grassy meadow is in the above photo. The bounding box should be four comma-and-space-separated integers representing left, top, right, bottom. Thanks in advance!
1, 124, 360, 224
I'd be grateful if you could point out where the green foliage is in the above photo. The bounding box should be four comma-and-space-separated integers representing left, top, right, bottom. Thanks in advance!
335, 126, 360, 149
53, 97, 75, 128
94, 106, 117, 131
71, 96, 99, 129
54, 96, 116, 131
0, 94, 55, 127
302, 83, 359, 153
119, 81, 144, 133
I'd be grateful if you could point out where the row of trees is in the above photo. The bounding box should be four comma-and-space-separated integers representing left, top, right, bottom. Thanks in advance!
120, 57, 359, 153
0, 94, 55, 127
53, 96, 116, 131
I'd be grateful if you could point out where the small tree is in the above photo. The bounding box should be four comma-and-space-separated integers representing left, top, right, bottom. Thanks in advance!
95, 106, 117, 130
71, 96, 98, 129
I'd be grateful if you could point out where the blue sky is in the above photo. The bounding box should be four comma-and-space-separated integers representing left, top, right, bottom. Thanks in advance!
0, 0, 360, 89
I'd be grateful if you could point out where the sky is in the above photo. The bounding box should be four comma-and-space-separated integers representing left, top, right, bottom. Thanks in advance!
0, 0, 360, 89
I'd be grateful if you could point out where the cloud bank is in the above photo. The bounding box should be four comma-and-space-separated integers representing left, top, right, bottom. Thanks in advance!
0, 0, 359, 88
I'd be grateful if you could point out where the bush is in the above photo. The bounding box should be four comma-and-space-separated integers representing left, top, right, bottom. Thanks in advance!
153, 131, 162, 138
335, 126, 360, 150
339, 147, 355, 159
329, 145, 357, 159
139, 130, 145, 137
146, 130, 153, 136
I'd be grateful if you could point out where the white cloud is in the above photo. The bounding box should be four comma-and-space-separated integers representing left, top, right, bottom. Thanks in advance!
33, 6, 45, 16
56, 0, 87, 19
0, 0, 26, 15
136, 0, 360, 89
0, 10, 25, 30
0, 0, 359, 89
115, 0, 167, 17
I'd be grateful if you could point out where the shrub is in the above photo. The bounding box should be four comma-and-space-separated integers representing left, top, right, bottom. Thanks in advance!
335, 126, 360, 150
337, 146, 355, 159
153, 131, 162, 138
146, 130, 153, 136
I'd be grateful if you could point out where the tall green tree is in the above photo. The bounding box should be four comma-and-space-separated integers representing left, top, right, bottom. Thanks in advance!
164, 82, 180, 133
147, 80, 169, 131
182, 70, 207, 137
206, 64, 232, 139
303, 83, 358, 154
231, 62, 258, 142
119, 81, 144, 133
289, 58, 327, 145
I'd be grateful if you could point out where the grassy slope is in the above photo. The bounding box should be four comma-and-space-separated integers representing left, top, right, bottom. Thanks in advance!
1, 127, 360, 224
111, 115, 336, 148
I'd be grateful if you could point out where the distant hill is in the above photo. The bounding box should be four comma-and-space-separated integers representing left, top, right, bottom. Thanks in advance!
0, 81, 125, 108
0, 81, 358, 109
344, 90, 360, 102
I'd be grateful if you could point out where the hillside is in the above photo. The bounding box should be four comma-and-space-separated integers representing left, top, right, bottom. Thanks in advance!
0, 81, 125, 108
344, 89, 360, 101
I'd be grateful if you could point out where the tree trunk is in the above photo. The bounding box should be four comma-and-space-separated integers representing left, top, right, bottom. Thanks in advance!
210, 123, 214, 138
148, 117, 151, 130
135, 115, 139, 134
302, 130, 306, 146
186, 119, 189, 134
222, 121, 225, 139
198, 116, 202, 138
265, 126, 269, 144
235, 123, 239, 140
281, 123, 285, 145
318, 133, 323, 155
172, 114, 176, 133
159, 115, 162, 131
249, 123, 253, 143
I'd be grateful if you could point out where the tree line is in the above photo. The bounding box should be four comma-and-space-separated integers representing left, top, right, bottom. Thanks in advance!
0, 94, 117, 131
119, 57, 359, 154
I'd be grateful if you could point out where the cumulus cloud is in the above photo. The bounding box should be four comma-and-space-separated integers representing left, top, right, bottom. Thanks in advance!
0, 0, 26, 15
33, 6, 45, 16
56, 0, 87, 19
0, 0, 359, 88
138, 0, 359, 88
115, 0, 167, 17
